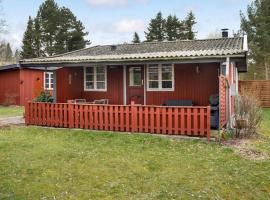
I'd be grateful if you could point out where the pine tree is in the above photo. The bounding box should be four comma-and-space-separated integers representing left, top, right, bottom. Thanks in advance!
145, 11, 166, 42
21, 17, 36, 59
184, 11, 197, 40
165, 15, 180, 41
21, 0, 89, 58
14, 49, 20, 62
132, 32, 140, 43
241, 0, 270, 80
5, 43, 12, 61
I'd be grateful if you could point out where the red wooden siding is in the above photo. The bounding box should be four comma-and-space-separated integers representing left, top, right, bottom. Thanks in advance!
0, 69, 20, 105
56, 66, 124, 105
219, 75, 228, 128
56, 67, 84, 103
82, 66, 124, 104
146, 63, 219, 106
25, 102, 211, 139
20, 69, 44, 106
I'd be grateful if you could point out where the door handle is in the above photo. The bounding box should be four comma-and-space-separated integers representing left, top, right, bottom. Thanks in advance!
142, 79, 144, 85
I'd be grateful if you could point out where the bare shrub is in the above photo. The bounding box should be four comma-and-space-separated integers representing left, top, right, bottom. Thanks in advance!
234, 92, 263, 138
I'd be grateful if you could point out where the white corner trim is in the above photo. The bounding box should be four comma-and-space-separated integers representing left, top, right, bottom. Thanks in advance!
243, 34, 248, 51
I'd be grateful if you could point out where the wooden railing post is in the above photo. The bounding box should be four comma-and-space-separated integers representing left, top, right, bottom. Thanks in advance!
68, 103, 74, 128
131, 101, 136, 133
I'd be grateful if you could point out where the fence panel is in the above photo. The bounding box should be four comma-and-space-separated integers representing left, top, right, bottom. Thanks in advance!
25, 102, 211, 139
239, 80, 270, 108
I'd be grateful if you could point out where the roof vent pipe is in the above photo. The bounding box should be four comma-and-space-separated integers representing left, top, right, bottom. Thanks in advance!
222, 29, 229, 38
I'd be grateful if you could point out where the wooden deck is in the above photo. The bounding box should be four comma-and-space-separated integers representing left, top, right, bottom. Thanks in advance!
25, 102, 211, 140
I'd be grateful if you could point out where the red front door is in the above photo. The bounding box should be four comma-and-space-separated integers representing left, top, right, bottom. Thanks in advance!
126, 66, 144, 105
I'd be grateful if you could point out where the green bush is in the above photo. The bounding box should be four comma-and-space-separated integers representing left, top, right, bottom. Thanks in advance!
35, 91, 54, 103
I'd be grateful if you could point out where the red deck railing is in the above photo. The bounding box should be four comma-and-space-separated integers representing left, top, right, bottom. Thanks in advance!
25, 102, 211, 140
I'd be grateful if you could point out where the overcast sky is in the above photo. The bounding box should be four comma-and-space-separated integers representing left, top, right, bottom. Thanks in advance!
1, 0, 251, 50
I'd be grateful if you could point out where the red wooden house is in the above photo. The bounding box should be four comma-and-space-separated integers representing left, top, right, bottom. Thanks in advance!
0, 64, 54, 106
20, 34, 248, 138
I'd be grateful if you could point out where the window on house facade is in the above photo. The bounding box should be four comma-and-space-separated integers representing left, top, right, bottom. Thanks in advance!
147, 64, 174, 91
44, 72, 54, 90
84, 66, 107, 91
129, 67, 142, 86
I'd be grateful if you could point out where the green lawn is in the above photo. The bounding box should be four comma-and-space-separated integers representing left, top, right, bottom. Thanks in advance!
259, 108, 270, 137
0, 106, 24, 118
1, 127, 270, 199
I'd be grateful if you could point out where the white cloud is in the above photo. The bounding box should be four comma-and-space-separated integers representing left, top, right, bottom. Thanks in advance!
87, 0, 128, 6
87, 0, 149, 6
112, 19, 146, 33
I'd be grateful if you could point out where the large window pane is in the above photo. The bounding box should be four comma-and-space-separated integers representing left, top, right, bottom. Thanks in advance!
162, 81, 172, 88
162, 72, 172, 80
96, 74, 105, 81
86, 74, 94, 81
86, 67, 93, 73
129, 67, 142, 86
86, 82, 94, 89
149, 81, 159, 88
97, 82, 105, 89
96, 66, 105, 73
149, 73, 158, 80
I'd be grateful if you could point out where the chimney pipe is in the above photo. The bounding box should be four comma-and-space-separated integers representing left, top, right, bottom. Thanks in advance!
222, 29, 229, 38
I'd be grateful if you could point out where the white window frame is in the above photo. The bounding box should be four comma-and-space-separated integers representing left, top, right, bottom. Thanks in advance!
44, 72, 54, 90
84, 66, 107, 92
147, 64, 174, 91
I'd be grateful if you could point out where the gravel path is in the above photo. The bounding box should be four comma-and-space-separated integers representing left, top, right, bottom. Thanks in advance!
0, 116, 25, 127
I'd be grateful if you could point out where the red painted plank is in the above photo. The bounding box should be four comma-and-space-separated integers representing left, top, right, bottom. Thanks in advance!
109, 106, 114, 131
193, 108, 198, 136
144, 107, 149, 132
180, 108, 185, 135
99, 106, 104, 130
89, 105, 93, 129
168, 108, 173, 134
120, 106, 124, 132
187, 108, 191, 135
80, 105, 84, 129
150, 107, 155, 133
162, 108, 167, 134
200, 108, 205, 136
174, 108, 179, 135
104, 106, 109, 131
156, 107, 160, 134
115, 106, 119, 131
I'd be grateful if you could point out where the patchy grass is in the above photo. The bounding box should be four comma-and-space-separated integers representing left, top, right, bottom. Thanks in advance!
1, 127, 270, 199
0, 106, 24, 118
259, 108, 270, 137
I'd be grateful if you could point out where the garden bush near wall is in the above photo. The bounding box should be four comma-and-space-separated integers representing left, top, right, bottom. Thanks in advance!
35, 91, 54, 103
234, 93, 263, 138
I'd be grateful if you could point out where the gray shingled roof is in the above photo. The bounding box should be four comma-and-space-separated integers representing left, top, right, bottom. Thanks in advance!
21, 37, 247, 65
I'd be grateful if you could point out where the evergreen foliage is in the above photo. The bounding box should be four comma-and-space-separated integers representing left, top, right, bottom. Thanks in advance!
145, 12, 166, 41
241, 0, 270, 80
0, 41, 19, 64
132, 32, 141, 43
184, 11, 197, 40
21, 17, 36, 59
21, 0, 89, 59
145, 11, 196, 42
